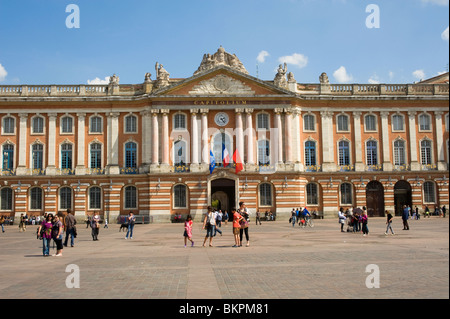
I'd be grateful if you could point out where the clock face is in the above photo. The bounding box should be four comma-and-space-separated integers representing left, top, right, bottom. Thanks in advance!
215, 112, 229, 127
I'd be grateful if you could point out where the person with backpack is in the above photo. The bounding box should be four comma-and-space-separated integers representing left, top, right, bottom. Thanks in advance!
202, 206, 217, 247
0, 216, 5, 233
125, 211, 136, 240
215, 209, 223, 236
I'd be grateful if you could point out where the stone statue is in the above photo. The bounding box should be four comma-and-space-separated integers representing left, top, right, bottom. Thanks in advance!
144, 72, 151, 83
109, 74, 119, 85
155, 63, 170, 88
319, 72, 329, 84
274, 63, 288, 88
194, 46, 249, 75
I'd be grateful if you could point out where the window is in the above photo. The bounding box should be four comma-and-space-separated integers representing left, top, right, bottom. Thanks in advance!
365, 114, 377, 131
257, 113, 269, 130
174, 184, 187, 208
174, 140, 186, 166
2, 117, 15, 134
2, 144, 14, 170
340, 183, 353, 205
421, 140, 432, 165
125, 142, 137, 168
125, 114, 137, 133
30, 187, 43, 210
174, 113, 186, 130
90, 116, 102, 133
61, 144, 73, 169
213, 133, 231, 166
337, 114, 349, 131
306, 183, 318, 205
392, 114, 404, 131
304, 141, 317, 166
423, 182, 435, 203
32, 144, 44, 170
419, 114, 431, 131
32, 116, 44, 134
61, 116, 73, 133
258, 140, 270, 165
394, 140, 406, 165
89, 187, 102, 210
59, 187, 72, 210
338, 141, 350, 166
0, 188, 13, 210
124, 186, 137, 209
90, 143, 102, 169
259, 183, 272, 206
303, 114, 315, 131
366, 140, 378, 166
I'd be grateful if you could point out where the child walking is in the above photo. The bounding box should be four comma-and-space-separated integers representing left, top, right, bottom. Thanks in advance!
184, 215, 194, 247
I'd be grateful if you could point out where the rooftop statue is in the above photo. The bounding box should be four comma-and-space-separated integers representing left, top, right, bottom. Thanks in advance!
194, 46, 248, 75
155, 62, 170, 88
274, 63, 288, 88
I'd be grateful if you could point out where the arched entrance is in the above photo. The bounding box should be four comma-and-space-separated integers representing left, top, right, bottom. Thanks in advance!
366, 181, 385, 217
210, 178, 236, 220
394, 180, 412, 216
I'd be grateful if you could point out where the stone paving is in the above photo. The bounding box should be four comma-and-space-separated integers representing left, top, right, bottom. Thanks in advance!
0, 216, 448, 299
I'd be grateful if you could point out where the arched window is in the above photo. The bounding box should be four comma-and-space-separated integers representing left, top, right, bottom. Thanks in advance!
59, 187, 72, 210
304, 141, 317, 166
340, 183, 353, 205
125, 142, 137, 168
259, 183, 272, 206
306, 183, 318, 205
366, 140, 378, 166
30, 187, 43, 210
174, 184, 187, 208
338, 140, 350, 166
420, 140, 432, 165
125, 114, 137, 133
423, 181, 435, 203
174, 140, 187, 166
394, 140, 406, 166
0, 187, 13, 210
124, 186, 137, 209
258, 140, 270, 165
257, 113, 269, 130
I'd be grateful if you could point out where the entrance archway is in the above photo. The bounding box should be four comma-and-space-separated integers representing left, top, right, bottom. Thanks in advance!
366, 181, 385, 217
394, 180, 412, 216
211, 178, 236, 220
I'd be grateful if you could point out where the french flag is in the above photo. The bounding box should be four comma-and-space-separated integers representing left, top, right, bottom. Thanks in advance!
222, 144, 230, 167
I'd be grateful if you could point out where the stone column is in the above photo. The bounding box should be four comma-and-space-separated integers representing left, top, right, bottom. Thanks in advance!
46, 113, 57, 175
321, 111, 335, 172
140, 109, 151, 172
16, 113, 28, 175
107, 112, 120, 175
75, 113, 86, 175
380, 111, 392, 171
151, 109, 159, 166
408, 111, 420, 171
353, 111, 364, 171
161, 109, 170, 166
201, 109, 209, 166
236, 109, 244, 164
435, 111, 446, 171
245, 108, 255, 165
274, 109, 283, 164
191, 109, 199, 165
285, 109, 293, 164
292, 108, 302, 169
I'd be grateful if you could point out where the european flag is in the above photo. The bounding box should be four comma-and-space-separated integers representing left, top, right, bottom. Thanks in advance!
209, 150, 216, 174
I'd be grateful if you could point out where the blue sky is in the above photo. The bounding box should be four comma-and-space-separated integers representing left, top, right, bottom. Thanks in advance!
0, 0, 448, 85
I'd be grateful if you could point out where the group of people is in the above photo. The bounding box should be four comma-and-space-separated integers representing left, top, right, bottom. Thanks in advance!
338, 207, 370, 236
290, 207, 312, 227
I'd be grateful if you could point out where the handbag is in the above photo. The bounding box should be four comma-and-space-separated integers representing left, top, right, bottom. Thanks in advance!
239, 219, 249, 229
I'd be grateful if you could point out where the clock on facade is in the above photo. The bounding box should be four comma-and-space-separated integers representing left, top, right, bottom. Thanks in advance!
214, 112, 229, 126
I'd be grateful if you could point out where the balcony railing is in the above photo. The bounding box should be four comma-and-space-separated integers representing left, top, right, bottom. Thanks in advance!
393, 164, 410, 171
120, 167, 139, 174
305, 165, 322, 172
171, 165, 191, 173
366, 164, 383, 172
421, 164, 437, 171
338, 164, 355, 172
0, 168, 16, 176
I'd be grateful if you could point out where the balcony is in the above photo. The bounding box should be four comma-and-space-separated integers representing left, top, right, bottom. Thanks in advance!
171, 165, 191, 173
120, 167, 139, 174
366, 164, 383, 172
0, 168, 16, 176
393, 164, 410, 171
421, 164, 437, 171
338, 164, 355, 172
305, 165, 322, 172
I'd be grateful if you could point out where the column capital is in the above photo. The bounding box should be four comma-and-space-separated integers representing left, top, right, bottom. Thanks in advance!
18, 113, 28, 119
320, 110, 333, 118
76, 112, 86, 118
235, 108, 245, 114
107, 112, 120, 118
160, 109, 170, 115
200, 108, 209, 115
352, 111, 362, 117
408, 111, 417, 118
435, 111, 443, 119
380, 111, 390, 118
190, 108, 199, 114
274, 108, 284, 114
245, 108, 254, 114
48, 113, 58, 119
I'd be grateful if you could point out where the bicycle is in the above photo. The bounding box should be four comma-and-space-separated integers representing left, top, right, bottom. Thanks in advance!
299, 216, 314, 228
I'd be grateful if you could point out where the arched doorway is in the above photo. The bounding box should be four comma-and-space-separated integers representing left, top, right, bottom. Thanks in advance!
211, 178, 236, 220
394, 180, 412, 216
366, 181, 385, 217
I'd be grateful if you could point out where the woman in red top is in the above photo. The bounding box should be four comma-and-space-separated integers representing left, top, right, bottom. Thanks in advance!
232, 208, 244, 247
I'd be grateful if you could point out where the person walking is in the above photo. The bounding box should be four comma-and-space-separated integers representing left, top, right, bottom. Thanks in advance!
202, 206, 216, 247
0, 215, 5, 233
443, 205, 447, 218
238, 201, 250, 247
361, 210, 369, 236
38, 213, 53, 257
385, 210, 395, 235
91, 212, 100, 241
255, 210, 262, 225
125, 211, 136, 239
232, 208, 244, 247
214, 209, 223, 236
63, 209, 77, 247
291, 208, 296, 227
52, 215, 64, 256
183, 214, 194, 247
338, 207, 346, 232
104, 217, 109, 228
19, 213, 27, 232
402, 205, 410, 230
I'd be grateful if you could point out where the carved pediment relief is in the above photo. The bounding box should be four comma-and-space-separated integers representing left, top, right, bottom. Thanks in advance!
188, 74, 255, 96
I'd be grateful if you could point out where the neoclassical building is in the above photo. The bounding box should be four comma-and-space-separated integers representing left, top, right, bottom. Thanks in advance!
0, 47, 448, 222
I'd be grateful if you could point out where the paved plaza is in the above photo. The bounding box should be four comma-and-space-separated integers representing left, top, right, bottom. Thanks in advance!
0, 216, 448, 300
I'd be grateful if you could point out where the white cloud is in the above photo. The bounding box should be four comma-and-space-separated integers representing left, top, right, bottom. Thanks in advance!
368, 75, 380, 84
413, 69, 426, 80
257, 50, 270, 63
388, 71, 395, 80
278, 53, 308, 68
421, 0, 449, 5
0, 63, 8, 82
333, 66, 353, 83
442, 26, 449, 42
87, 76, 109, 85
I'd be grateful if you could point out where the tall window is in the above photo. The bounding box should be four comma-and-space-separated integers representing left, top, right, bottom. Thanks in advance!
365, 114, 377, 131
303, 114, 315, 131
59, 187, 72, 210
0, 188, 13, 210
259, 183, 272, 206
174, 184, 187, 208
174, 114, 186, 130
419, 114, 431, 131
90, 143, 102, 169
2, 117, 15, 134
125, 114, 137, 133
61, 144, 72, 169
340, 183, 353, 205
421, 140, 432, 165
89, 187, 102, 210
213, 133, 231, 166
338, 141, 350, 166
304, 141, 317, 166
258, 140, 270, 165
124, 186, 137, 209
306, 183, 318, 205
337, 114, 349, 131
90, 116, 102, 133
366, 140, 378, 166
32, 116, 44, 134
61, 116, 73, 133
30, 187, 43, 210
392, 114, 404, 131
2, 144, 14, 170
394, 140, 406, 165
32, 144, 44, 170
423, 182, 435, 203
257, 113, 269, 130
174, 140, 186, 166
125, 142, 137, 168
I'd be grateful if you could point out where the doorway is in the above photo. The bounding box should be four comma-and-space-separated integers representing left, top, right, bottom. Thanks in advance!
211, 178, 236, 220
394, 180, 412, 216
366, 181, 385, 217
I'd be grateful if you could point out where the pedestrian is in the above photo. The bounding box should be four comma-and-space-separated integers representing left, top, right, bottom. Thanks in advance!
0, 215, 5, 233
202, 206, 216, 247
183, 214, 194, 247
338, 207, 346, 232
63, 209, 77, 247
91, 212, 100, 241
256, 210, 262, 225
125, 211, 135, 239
19, 213, 27, 232
402, 205, 410, 230
238, 201, 250, 247
361, 210, 369, 236
443, 205, 447, 218
291, 208, 296, 227
104, 217, 109, 228
52, 215, 64, 256
38, 213, 53, 257
232, 207, 244, 247
215, 209, 223, 236
385, 210, 395, 235
223, 210, 228, 226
